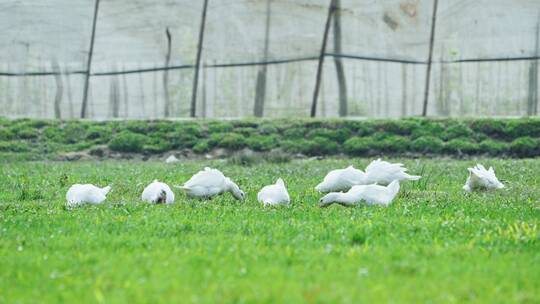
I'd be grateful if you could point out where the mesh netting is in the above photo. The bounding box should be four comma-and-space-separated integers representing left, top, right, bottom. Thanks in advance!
0, 0, 539, 119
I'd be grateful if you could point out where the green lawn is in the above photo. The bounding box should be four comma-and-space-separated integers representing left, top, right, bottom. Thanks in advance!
1, 158, 539, 303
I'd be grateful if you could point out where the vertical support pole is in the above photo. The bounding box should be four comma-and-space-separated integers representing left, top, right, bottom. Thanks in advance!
202, 59, 207, 118
163, 28, 172, 117
401, 64, 407, 116
332, 0, 348, 117
311, 0, 337, 117
81, 0, 100, 118
122, 64, 129, 116
422, 0, 439, 116
191, 0, 209, 118
254, 0, 272, 117
109, 66, 120, 118
528, 12, 540, 116
52, 59, 63, 119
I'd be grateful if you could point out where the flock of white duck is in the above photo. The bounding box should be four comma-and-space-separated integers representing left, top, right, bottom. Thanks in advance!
66, 159, 505, 208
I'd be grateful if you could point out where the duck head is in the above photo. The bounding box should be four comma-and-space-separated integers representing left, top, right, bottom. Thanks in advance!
318, 192, 341, 207
101, 185, 112, 195
226, 178, 245, 201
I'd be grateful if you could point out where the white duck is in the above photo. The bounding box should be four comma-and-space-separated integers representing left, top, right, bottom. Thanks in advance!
141, 180, 175, 204
315, 160, 420, 193
463, 164, 504, 192
175, 167, 245, 200
257, 178, 290, 206
66, 184, 111, 207
319, 180, 400, 208
364, 159, 421, 185
315, 165, 365, 193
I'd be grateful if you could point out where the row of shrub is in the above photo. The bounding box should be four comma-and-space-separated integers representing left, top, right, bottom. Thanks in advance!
1, 117, 540, 157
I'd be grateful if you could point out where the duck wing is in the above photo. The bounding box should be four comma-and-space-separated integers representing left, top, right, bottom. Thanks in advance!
365, 160, 405, 184
184, 168, 226, 189
339, 166, 366, 185
358, 184, 394, 206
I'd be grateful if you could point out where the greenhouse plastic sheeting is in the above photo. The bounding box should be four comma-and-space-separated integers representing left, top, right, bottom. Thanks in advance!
0, 0, 539, 119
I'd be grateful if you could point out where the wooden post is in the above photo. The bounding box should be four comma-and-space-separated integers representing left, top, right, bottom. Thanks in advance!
80, 0, 100, 118
311, 0, 337, 117
190, 0, 209, 118
254, 0, 272, 117
421, 0, 439, 116
332, 0, 348, 117
163, 28, 172, 117
52, 59, 63, 119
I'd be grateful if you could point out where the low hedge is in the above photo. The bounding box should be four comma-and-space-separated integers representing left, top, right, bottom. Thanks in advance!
1, 118, 540, 158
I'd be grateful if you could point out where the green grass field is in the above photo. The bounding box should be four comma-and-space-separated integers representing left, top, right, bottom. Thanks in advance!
1, 158, 539, 303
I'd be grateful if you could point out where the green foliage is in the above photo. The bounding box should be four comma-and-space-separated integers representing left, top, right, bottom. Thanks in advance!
0, 128, 14, 140
509, 137, 539, 157
443, 123, 473, 140
62, 123, 88, 144
175, 123, 202, 137
469, 119, 507, 139
505, 119, 540, 138
303, 137, 340, 156
217, 133, 246, 150
108, 131, 148, 153
307, 128, 352, 143
479, 139, 508, 155
166, 133, 198, 149
192, 140, 210, 154
2, 118, 540, 158
373, 120, 419, 136
444, 138, 479, 154
411, 121, 445, 139
282, 127, 307, 139
236, 127, 257, 137
257, 123, 278, 135
0, 141, 32, 152
350, 232, 367, 246
280, 139, 308, 154
14, 119, 52, 129
143, 138, 173, 154
411, 136, 445, 154
344, 121, 374, 136
373, 135, 411, 153
231, 120, 259, 128
344, 137, 373, 156
11, 126, 39, 139
124, 121, 151, 134
246, 135, 278, 152
207, 121, 234, 133
86, 126, 112, 142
